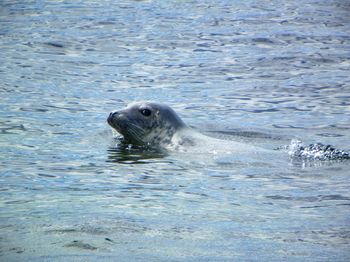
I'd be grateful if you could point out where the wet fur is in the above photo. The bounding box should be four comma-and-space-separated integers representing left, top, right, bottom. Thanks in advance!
107, 102, 186, 147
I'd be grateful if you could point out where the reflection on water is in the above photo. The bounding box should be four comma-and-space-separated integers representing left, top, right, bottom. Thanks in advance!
107, 138, 168, 164
1, 0, 350, 261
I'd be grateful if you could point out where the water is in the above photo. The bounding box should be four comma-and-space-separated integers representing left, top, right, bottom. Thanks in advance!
1, 0, 350, 261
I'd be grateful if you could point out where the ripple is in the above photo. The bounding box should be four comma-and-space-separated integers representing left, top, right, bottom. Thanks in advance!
1, 0, 350, 261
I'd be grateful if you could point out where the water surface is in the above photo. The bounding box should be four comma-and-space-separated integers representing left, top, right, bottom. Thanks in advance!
1, 0, 350, 261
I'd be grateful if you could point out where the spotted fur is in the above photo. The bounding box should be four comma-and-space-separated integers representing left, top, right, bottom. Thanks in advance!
107, 102, 187, 148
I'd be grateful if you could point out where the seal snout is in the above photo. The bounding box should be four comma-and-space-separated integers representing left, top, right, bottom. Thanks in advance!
107, 111, 119, 125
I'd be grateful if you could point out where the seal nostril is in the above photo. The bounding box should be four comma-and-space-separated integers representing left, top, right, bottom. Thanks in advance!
109, 111, 118, 118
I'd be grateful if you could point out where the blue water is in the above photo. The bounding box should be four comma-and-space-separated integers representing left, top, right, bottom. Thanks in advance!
1, 0, 350, 261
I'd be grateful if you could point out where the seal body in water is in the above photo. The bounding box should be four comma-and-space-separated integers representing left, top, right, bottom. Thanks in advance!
107, 101, 350, 160
107, 101, 256, 153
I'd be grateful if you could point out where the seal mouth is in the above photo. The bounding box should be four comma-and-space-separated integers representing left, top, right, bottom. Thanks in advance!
107, 112, 147, 145
107, 112, 129, 137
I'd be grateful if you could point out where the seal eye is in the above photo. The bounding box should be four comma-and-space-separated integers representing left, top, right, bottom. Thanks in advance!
140, 108, 152, 117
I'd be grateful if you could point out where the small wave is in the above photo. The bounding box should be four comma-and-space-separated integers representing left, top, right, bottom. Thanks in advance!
287, 139, 350, 161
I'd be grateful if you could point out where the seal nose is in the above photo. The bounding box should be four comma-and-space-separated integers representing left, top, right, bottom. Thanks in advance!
107, 111, 118, 124
110, 111, 119, 118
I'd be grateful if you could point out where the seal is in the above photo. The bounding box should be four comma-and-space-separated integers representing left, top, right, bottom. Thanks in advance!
107, 101, 263, 156
107, 102, 189, 148
107, 102, 350, 160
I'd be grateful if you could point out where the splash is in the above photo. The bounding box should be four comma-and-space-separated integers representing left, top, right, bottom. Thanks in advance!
288, 139, 350, 160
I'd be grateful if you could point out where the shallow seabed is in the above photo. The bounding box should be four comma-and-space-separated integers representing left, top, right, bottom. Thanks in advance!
0, 0, 350, 261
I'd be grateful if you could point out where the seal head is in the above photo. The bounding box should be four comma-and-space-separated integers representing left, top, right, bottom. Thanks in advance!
107, 102, 186, 147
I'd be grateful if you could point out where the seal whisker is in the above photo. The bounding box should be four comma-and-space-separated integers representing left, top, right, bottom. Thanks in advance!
128, 122, 146, 133
126, 125, 145, 143
129, 129, 142, 141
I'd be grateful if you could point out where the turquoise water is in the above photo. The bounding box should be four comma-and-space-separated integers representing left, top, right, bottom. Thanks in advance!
1, 0, 350, 261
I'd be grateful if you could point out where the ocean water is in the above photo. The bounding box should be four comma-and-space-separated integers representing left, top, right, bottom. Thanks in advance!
0, 0, 350, 261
